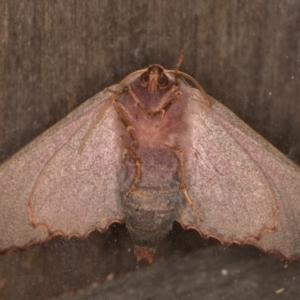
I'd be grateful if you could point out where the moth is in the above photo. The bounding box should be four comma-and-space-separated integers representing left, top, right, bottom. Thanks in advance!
1, 53, 300, 263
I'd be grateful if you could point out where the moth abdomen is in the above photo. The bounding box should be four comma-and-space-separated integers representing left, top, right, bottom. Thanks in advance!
121, 147, 184, 250
122, 189, 183, 248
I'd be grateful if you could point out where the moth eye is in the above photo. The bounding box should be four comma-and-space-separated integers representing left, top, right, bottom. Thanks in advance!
158, 74, 168, 88
122, 86, 129, 93
141, 72, 150, 86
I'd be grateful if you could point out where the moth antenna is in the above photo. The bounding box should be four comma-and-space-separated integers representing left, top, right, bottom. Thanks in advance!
78, 69, 146, 153
180, 76, 212, 107
105, 87, 118, 94
78, 95, 113, 154
165, 69, 212, 107
174, 50, 185, 85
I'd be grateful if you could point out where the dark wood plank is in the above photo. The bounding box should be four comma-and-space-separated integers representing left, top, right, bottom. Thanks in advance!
53, 244, 300, 300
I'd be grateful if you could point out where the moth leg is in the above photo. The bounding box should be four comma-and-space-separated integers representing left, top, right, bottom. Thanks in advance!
153, 91, 183, 117
150, 85, 180, 113
113, 97, 142, 195
125, 86, 148, 115
176, 148, 202, 222
125, 85, 181, 117
120, 137, 142, 197
113, 100, 138, 149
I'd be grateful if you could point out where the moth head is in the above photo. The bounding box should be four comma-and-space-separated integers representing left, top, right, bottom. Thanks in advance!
140, 65, 169, 93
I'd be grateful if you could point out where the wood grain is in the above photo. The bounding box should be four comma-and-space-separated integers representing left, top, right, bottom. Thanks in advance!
0, 1, 299, 299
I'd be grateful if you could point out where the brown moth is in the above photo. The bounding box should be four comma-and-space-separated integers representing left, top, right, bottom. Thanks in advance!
1, 53, 300, 263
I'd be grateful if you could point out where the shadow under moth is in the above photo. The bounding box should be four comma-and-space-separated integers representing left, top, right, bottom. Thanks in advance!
1, 53, 300, 263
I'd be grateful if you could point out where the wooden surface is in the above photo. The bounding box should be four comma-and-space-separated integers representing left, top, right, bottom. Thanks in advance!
0, 1, 300, 299
53, 244, 300, 300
